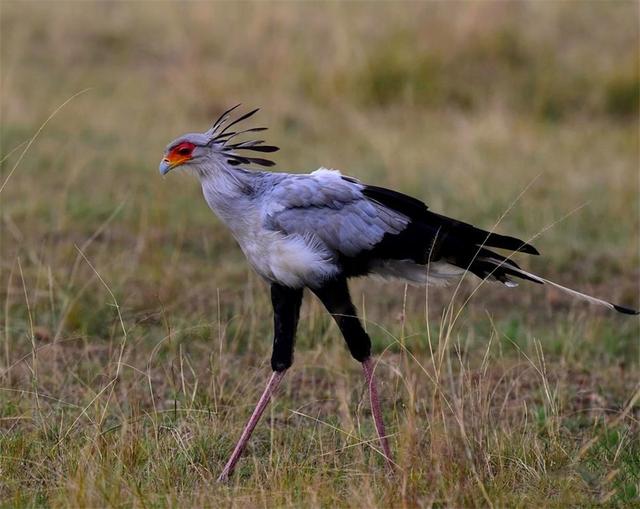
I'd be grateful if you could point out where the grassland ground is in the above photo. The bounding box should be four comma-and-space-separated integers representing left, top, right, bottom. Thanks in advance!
1, 2, 639, 507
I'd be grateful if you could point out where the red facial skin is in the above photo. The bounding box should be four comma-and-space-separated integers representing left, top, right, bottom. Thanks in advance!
165, 141, 195, 168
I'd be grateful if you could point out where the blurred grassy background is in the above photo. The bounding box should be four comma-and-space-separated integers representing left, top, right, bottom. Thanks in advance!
1, 1, 639, 507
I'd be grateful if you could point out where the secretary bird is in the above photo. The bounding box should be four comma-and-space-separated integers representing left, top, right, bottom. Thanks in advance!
159, 105, 638, 481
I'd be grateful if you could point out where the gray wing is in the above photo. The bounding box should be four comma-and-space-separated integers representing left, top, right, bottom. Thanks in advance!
264, 168, 409, 257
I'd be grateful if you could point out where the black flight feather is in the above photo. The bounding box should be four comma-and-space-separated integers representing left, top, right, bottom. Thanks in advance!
362, 185, 539, 256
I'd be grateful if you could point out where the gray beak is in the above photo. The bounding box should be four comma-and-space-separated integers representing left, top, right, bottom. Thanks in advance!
159, 158, 172, 175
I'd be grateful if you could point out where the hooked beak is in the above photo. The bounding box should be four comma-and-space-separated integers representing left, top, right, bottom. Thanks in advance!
159, 158, 173, 176
159, 153, 192, 175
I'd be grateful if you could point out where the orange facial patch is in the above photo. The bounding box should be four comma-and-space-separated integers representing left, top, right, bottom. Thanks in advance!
166, 141, 195, 167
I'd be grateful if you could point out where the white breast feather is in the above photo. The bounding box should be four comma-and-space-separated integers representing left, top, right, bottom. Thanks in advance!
269, 234, 339, 287
239, 231, 338, 288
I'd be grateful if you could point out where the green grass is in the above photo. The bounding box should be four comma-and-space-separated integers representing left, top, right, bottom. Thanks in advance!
1, 1, 639, 507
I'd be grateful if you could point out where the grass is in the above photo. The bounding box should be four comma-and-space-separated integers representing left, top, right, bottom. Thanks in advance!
1, 1, 639, 507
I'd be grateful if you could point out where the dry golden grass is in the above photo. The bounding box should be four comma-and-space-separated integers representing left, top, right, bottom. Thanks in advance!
1, 2, 639, 507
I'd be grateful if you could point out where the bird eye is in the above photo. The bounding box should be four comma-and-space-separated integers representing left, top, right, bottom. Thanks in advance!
171, 142, 195, 158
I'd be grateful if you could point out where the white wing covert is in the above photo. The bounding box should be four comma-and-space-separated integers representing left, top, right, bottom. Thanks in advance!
264, 169, 409, 257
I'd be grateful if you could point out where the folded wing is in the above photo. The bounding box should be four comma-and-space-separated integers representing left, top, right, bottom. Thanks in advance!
264, 168, 410, 258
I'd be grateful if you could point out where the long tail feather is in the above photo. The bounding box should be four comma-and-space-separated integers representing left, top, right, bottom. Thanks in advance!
492, 261, 639, 315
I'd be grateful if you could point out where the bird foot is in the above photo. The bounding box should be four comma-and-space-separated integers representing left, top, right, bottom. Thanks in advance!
216, 471, 230, 484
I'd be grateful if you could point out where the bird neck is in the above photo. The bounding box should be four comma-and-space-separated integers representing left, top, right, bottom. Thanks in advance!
197, 157, 260, 229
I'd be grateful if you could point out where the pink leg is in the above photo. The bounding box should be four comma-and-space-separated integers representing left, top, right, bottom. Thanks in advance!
217, 370, 286, 482
362, 357, 393, 469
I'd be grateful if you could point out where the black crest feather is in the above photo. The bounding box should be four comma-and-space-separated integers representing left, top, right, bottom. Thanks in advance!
207, 106, 279, 168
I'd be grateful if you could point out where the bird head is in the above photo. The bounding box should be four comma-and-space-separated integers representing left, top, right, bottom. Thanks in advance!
159, 105, 279, 176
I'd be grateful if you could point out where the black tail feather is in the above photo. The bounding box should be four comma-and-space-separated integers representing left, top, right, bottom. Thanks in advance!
429, 211, 539, 255
613, 304, 640, 315
457, 247, 541, 285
